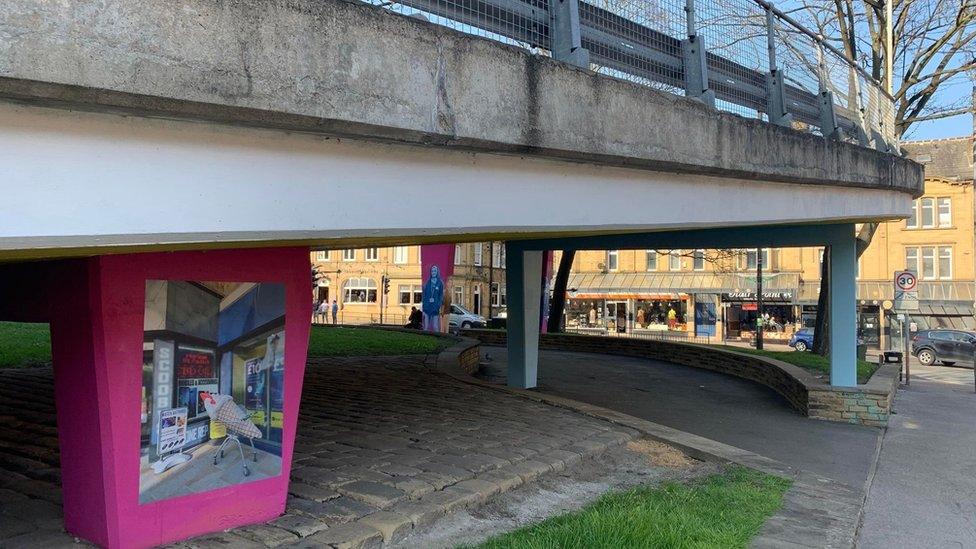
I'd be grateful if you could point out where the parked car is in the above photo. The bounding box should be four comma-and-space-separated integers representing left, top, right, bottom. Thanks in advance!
449, 304, 486, 330
788, 328, 814, 352
489, 308, 507, 329
911, 329, 976, 366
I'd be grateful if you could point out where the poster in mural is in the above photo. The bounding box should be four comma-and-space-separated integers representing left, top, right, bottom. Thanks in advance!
140, 280, 286, 504
420, 245, 455, 332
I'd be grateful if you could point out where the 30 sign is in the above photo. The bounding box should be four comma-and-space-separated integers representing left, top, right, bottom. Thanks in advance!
895, 271, 918, 292
893, 271, 919, 311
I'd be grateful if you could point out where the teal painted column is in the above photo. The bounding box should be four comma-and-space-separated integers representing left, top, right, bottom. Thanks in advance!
506, 245, 543, 389
829, 225, 858, 387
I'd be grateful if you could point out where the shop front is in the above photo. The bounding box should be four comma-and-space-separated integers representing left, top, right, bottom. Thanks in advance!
141, 280, 286, 504
565, 293, 689, 332
721, 291, 797, 341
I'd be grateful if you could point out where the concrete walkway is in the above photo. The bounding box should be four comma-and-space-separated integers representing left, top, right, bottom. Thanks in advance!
479, 346, 881, 489
858, 363, 976, 548
0, 356, 637, 548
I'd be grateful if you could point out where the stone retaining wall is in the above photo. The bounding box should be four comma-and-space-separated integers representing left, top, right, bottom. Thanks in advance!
462, 329, 898, 427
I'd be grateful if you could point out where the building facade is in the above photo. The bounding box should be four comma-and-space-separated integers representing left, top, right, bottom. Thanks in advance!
562, 136, 975, 347
311, 242, 507, 324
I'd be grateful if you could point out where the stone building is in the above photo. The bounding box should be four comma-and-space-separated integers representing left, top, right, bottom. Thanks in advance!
563, 136, 974, 347
311, 243, 506, 324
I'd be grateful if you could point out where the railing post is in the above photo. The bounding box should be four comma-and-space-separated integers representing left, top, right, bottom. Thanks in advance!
549, 0, 589, 69
816, 43, 840, 140
764, 9, 792, 127
681, 0, 715, 107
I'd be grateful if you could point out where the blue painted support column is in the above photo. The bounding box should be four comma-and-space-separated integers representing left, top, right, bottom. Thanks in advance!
829, 225, 858, 387
506, 244, 543, 389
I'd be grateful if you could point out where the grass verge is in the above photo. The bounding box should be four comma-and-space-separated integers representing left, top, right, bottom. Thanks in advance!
719, 346, 878, 384
0, 323, 450, 368
308, 326, 451, 357
0, 322, 52, 368
468, 466, 790, 549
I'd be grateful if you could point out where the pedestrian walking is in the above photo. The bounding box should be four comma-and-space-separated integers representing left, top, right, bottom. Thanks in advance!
331, 299, 338, 325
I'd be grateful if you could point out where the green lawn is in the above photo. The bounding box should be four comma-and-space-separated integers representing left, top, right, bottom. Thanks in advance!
468, 466, 790, 549
0, 323, 449, 368
0, 321, 52, 368
307, 326, 451, 357
719, 346, 878, 384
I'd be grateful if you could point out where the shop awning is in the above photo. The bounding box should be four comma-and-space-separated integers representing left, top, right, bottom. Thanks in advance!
566, 272, 799, 296
796, 280, 976, 305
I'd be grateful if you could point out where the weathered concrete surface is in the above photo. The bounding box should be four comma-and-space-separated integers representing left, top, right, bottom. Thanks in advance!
0, 0, 921, 195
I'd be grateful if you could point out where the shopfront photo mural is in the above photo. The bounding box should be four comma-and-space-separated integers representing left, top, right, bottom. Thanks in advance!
140, 280, 286, 504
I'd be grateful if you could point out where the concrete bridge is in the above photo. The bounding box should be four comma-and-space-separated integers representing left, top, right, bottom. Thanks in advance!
0, 0, 922, 547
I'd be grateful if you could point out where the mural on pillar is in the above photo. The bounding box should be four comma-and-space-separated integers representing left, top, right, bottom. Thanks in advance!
139, 280, 285, 504
420, 245, 455, 332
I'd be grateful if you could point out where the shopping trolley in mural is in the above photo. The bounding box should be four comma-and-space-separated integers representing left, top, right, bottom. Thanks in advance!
199, 392, 261, 477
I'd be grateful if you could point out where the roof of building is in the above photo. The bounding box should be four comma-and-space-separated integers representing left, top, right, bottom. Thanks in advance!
902, 137, 974, 182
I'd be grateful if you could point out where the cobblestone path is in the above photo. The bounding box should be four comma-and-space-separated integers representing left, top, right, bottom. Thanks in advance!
0, 356, 636, 548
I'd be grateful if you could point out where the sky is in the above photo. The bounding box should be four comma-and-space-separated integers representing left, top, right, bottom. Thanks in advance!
902, 82, 973, 142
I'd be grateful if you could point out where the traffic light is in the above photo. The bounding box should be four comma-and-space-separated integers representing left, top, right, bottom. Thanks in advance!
382, 275, 390, 295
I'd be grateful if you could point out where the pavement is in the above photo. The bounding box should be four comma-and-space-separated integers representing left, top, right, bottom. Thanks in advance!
0, 355, 637, 548
857, 362, 976, 548
479, 346, 881, 489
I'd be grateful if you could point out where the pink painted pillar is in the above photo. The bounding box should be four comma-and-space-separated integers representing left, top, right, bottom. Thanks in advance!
48, 247, 311, 548
419, 244, 455, 333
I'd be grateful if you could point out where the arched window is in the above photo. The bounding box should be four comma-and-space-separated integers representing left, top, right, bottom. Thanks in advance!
343, 278, 377, 303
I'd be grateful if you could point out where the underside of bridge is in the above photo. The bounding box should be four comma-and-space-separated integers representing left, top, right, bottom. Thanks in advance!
0, 0, 922, 547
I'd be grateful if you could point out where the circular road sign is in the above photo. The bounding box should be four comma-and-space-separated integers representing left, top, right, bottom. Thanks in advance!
895, 271, 917, 291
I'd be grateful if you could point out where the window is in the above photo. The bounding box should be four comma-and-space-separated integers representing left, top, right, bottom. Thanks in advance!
907, 245, 952, 280
606, 250, 618, 271
499, 245, 506, 268
939, 246, 952, 279
937, 197, 951, 227
744, 249, 769, 270
343, 278, 377, 303
342, 249, 355, 262
692, 249, 705, 271
905, 247, 919, 274
492, 242, 502, 268
314, 250, 330, 261
473, 243, 483, 266
393, 246, 408, 264
906, 201, 919, 228
920, 198, 935, 228
454, 244, 463, 265
398, 284, 422, 305
491, 282, 507, 306
473, 284, 482, 312
365, 248, 379, 261
645, 250, 657, 271
669, 250, 681, 271
453, 285, 464, 306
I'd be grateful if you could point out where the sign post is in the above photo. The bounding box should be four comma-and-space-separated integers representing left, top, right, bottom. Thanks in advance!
893, 271, 918, 385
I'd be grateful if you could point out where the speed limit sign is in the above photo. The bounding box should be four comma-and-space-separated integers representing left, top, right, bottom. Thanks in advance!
893, 271, 918, 310
895, 271, 917, 291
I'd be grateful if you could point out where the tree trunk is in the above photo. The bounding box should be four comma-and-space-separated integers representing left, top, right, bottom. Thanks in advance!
813, 246, 831, 356
547, 250, 576, 333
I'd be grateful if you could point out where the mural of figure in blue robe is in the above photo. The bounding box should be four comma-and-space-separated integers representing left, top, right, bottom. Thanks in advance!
422, 264, 445, 332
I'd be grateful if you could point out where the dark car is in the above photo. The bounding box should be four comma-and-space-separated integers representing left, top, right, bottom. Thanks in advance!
788, 328, 814, 352
912, 329, 976, 366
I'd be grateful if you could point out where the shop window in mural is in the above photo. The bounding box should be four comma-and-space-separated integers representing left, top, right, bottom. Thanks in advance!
140, 280, 285, 504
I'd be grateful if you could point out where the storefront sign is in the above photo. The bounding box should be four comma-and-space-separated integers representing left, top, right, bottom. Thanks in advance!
151, 339, 176, 452
176, 349, 215, 379
722, 291, 794, 303
157, 407, 187, 454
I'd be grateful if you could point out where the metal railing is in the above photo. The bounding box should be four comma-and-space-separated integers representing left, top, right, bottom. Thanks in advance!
360, 0, 897, 150
564, 325, 713, 344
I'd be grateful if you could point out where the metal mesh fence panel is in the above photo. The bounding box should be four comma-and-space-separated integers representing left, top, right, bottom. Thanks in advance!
353, 0, 897, 147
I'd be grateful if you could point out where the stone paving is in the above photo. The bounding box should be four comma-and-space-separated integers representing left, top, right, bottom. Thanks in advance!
0, 356, 637, 548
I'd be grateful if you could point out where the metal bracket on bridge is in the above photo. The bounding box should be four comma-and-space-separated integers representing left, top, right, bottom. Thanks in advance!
682, 36, 715, 107
818, 90, 840, 140
549, 0, 589, 69
765, 70, 793, 127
